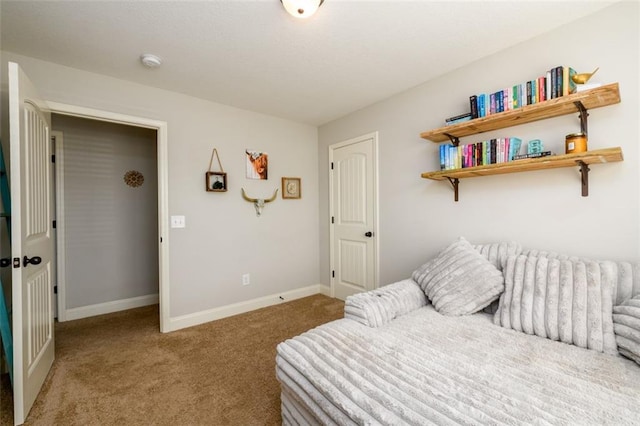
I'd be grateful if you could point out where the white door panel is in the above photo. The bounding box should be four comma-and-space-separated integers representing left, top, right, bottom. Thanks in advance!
338, 239, 367, 289
9, 61, 55, 425
330, 134, 378, 300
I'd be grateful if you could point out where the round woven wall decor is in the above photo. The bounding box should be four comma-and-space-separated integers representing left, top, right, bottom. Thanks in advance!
124, 170, 144, 188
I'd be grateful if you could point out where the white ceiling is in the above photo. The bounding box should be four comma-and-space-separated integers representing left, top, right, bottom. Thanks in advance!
1, 0, 617, 126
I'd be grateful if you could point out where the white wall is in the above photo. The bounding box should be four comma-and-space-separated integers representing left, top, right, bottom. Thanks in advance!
53, 115, 158, 310
318, 2, 640, 287
0, 51, 320, 322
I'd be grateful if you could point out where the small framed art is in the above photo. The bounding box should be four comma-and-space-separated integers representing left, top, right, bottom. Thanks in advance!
282, 177, 301, 199
206, 172, 228, 192
246, 150, 268, 180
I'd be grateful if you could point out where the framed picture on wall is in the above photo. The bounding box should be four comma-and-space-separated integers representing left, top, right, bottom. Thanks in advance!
282, 177, 301, 199
246, 149, 268, 180
206, 172, 228, 192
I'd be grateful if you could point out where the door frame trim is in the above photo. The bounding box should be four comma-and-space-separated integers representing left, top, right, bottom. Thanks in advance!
51, 130, 64, 322
47, 102, 170, 333
328, 131, 380, 298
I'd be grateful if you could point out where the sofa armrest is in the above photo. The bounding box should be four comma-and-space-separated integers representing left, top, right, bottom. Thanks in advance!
344, 279, 427, 328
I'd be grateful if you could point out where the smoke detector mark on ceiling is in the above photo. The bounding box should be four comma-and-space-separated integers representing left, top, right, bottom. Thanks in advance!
140, 54, 162, 69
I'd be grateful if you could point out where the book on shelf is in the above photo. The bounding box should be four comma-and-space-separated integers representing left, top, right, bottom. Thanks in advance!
478, 93, 486, 117
576, 82, 603, 92
444, 112, 472, 126
538, 76, 546, 102
554, 66, 563, 98
438, 137, 527, 171
445, 112, 473, 122
562, 67, 578, 96
508, 138, 523, 161
445, 116, 472, 126
469, 95, 478, 119
513, 151, 553, 160
465, 64, 580, 121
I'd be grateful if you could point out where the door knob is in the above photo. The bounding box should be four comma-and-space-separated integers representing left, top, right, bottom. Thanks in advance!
0, 258, 10, 268
23, 255, 42, 267
364, 231, 373, 238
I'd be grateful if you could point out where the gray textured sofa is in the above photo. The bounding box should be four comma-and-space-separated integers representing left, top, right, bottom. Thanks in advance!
276, 239, 640, 425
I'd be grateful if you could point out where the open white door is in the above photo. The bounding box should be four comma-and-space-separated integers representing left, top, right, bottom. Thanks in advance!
9, 61, 55, 425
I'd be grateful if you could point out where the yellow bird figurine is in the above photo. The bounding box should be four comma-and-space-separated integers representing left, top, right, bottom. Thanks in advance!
572, 67, 599, 84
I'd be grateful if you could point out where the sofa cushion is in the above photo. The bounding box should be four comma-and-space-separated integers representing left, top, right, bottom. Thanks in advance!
473, 241, 523, 272
495, 255, 617, 354
412, 237, 504, 316
613, 295, 640, 365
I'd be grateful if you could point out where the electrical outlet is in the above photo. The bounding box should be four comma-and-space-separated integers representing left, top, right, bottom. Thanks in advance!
242, 273, 250, 286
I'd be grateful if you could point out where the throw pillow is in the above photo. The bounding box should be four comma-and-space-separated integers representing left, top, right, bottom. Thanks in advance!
412, 237, 504, 316
495, 255, 617, 354
613, 295, 640, 365
344, 279, 427, 327
520, 249, 640, 305
473, 241, 523, 314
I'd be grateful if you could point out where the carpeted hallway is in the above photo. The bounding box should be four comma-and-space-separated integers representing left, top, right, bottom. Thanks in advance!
0, 294, 344, 425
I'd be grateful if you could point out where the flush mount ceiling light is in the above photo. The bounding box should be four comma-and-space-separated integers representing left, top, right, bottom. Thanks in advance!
280, 0, 324, 19
140, 54, 162, 69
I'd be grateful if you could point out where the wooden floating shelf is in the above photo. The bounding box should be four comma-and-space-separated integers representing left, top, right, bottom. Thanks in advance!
421, 147, 623, 181
422, 147, 623, 201
420, 83, 621, 143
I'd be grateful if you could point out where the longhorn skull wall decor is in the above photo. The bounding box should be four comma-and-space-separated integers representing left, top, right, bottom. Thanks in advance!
241, 188, 278, 217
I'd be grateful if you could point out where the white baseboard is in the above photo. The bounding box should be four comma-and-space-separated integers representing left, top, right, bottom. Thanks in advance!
318, 284, 331, 297
168, 284, 332, 332
64, 294, 159, 321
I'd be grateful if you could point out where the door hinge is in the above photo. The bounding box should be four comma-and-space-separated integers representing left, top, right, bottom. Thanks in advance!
332, 270, 335, 278
331, 162, 334, 170
51, 154, 55, 163
13, 257, 20, 268
331, 216, 334, 224
52, 220, 56, 229
54, 286, 58, 294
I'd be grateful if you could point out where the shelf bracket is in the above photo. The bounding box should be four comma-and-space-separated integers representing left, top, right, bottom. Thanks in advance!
577, 160, 590, 197
443, 133, 460, 147
574, 101, 589, 135
446, 177, 460, 202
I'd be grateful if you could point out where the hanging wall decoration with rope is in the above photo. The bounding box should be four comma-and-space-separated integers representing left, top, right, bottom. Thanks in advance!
205, 148, 228, 192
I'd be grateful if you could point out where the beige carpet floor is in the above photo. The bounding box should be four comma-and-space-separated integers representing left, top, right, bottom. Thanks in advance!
0, 294, 344, 425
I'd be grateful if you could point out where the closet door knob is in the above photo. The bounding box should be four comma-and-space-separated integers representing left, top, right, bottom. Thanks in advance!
23, 255, 42, 267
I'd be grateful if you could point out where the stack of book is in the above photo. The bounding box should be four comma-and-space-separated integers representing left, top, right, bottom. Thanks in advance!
463, 66, 577, 120
440, 137, 524, 170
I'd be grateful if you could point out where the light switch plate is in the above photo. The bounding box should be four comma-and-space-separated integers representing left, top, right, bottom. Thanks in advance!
170, 215, 186, 228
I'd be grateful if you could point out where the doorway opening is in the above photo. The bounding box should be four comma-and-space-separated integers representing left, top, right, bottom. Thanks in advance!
52, 114, 159, 325
48, 103, 170, 332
